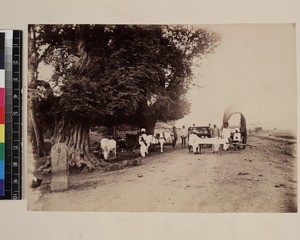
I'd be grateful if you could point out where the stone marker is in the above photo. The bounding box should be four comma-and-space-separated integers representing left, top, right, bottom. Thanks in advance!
51, 143, 69, 191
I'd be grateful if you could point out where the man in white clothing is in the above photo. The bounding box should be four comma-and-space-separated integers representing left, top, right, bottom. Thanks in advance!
180, 125, 189, 147
211, 124, 220, 153
189, 132, 200, 154
139, 128, 148, 157
221, 122, 231, 151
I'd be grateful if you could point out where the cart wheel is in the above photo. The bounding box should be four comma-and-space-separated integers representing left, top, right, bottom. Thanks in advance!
240, 137, 247, 150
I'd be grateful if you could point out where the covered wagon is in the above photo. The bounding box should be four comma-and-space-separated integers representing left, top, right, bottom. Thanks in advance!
222, 105, 247, 149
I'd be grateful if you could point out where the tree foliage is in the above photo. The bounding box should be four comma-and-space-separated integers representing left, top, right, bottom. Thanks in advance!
31, 24, 220, 133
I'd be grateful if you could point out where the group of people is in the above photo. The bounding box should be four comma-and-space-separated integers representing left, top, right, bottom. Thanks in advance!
138, 126, 179, 157
138, 123, 242, 157
184, 123, 219, 154
185, 122, 242, 154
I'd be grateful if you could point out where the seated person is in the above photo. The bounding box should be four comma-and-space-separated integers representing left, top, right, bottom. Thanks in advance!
232, 128, 241, 142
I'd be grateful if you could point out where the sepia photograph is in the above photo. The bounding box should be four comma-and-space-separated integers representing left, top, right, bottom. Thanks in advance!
27, 24, 297, 212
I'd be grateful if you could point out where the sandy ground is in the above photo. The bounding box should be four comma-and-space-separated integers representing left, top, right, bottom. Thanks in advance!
28, 135, 297, 212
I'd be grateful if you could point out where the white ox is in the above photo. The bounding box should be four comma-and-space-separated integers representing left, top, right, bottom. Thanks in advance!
188, 133, 227, 153
100, 138, 117, 160
188, 133, 202, 153
146, 131, 173, 153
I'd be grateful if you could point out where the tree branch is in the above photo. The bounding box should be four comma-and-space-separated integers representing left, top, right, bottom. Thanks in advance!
37, 45, 54, 63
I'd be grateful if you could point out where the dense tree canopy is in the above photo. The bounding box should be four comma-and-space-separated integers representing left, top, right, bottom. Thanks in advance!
34, 25, 219, 128
28, 24, 220, 166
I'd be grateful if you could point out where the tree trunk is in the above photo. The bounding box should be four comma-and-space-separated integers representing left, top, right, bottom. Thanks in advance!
136, 100, 157, 135
49, 25, 99, 170
28, 25, 47, 157
28, 100, 48, 156
53, 117, 99, 170
144, 118, 157, 135
28, 117, 37, 154
50, 25, 100, 170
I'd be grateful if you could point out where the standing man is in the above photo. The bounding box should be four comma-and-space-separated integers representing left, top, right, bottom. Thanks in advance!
221, 122, 231, 151
187, 126, 192, 142
172, 126, 178, 148
180, 125, 188, 147
211, 124, 220, 153
139, 128, 148, 157
208, 123, 213, 139
191, 123, 196, 132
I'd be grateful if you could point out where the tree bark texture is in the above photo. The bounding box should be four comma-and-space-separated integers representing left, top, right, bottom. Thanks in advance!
28, 25, 47, 157
28, 99, 48, 156
136, 101, 157, 135
53, 118, 99, 169
144, 119, 157, 135
50, 25, 100, 169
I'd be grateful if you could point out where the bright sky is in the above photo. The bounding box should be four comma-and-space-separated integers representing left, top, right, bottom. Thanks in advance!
38, 24, 297, 131
177, 24, 297, 130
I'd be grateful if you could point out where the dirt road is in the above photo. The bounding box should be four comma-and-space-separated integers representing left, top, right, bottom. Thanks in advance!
28, 136, 297, 212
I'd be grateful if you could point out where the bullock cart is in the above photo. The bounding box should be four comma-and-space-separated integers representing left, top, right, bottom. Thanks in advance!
189, 137, 256, 155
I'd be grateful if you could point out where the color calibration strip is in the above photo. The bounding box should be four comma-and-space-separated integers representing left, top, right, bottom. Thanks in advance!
0, 33, 5, 196
0, 30, 22, 200
11, 30, 22, 199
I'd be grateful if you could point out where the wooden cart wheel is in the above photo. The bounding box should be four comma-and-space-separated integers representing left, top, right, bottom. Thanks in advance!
240, 136, 247, 150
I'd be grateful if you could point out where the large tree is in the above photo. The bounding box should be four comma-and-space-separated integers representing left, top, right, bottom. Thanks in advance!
29, 24, 220, 168
99, 25, 220, 133
51, 25, 143, 168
